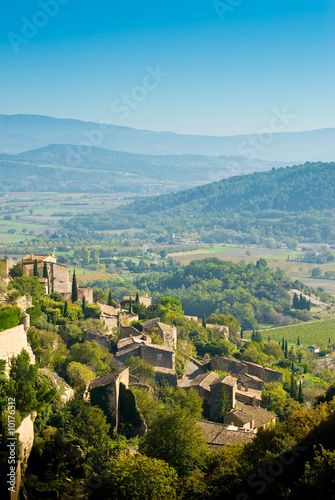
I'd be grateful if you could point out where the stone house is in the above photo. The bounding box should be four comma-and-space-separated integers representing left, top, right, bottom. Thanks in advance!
141, 317, 177, 348
121, 294, 152, 309
210, 356, 283, 385
223, 401, 276, 430
116, 334, 177, 386
22, 253, 71, 295
196, 419, 255, 450
97, 302, 118, 330
308, 344, 320, 353
210, 375, 237, 417
86, 367, 130, 432
190, 371, 220, 404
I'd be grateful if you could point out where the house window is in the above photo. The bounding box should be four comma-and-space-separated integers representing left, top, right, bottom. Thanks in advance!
157, 354, 162, 361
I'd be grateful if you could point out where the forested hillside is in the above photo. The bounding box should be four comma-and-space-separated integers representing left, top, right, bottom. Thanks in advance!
65, 161, 335, 244
135, 258, 315, 329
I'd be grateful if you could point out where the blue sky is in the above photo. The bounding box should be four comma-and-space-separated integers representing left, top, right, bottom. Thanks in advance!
0, 0, 334, 135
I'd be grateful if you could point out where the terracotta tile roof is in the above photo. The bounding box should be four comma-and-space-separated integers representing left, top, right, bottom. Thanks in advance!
196, 419, 255, 448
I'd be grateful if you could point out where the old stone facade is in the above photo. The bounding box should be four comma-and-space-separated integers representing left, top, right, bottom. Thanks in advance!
22, 253, 71, 295
121, 294, 152, 309
87, 367, 129, 432
210, 356, 283, 385
141, 318, 177, 349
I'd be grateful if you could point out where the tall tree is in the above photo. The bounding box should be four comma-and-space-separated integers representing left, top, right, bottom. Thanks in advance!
293, 292, 299, 309
33, 259, 39, 277
202, 314, 207, 328
81, 296, 86, 315
108, 289, 113, 306
71, 270, 78, 303
298, 381, 304, 404
129, 296, 132, 313
63, 301, 68, 317
285, 340, 288, 359
297, 336, 300, 346
135, 291, 140, 304
43, 261, 48, 279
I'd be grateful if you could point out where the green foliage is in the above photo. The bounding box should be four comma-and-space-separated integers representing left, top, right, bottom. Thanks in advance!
125, 356, 155, 382
141, 408, 208, 476
9, 350, 56, 417
83, 303, 101, 319
27, 327, 67, 369
66, 361, 95, 393
72, 403, 110, 449
137, 258, 296, 329
157, 297, 184, 324
8, 261, 23, 278
9, 275, 45, 299
119, 382, 145, 436
130, 387, 161, 427
0, 305, 21, 331
240, 342, 268, 365
69, 341, 113, 375
95, 453, 178, 500
295, 446, 335, 497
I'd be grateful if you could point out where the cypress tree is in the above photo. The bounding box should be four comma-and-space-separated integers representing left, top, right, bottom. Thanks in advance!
298, 382, 304, 404
81, 296, 86, 315
251, 330, 255, 342
202, 314, 207, 328
129, 296, 132, 313
71, 270, 78, 303
135, 292, 140, 304
281, 337, 285, 351
290, 373, 298, 400
33, 259, 39, 277
297, 336, 300, 346
293, 292, 299, 309
63, 301, 68, 317
284, 340, 288, 359
108, 290, 113, 306
43, 261, 48, 279
240, 328, 244, 339
307, 300, 311, 311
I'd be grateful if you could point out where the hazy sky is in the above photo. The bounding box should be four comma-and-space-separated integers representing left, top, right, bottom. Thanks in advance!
0, 0, 334, 135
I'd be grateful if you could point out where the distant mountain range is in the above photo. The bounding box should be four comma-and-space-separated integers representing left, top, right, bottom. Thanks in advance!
0, 144, 288, 194
0, 114, 334, 163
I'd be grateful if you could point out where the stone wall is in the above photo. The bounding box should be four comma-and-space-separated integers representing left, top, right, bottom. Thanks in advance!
0, 325, 35, 374
210, 356, 283, 384
16, 413, 36, 472
242, 361, 283, 384
140, 344, 175, 370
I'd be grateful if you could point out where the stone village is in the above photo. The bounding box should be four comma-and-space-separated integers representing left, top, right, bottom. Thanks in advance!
1, 254, 280, 497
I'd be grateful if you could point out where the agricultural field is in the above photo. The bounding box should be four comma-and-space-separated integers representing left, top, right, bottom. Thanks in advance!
249, 318, 335, 347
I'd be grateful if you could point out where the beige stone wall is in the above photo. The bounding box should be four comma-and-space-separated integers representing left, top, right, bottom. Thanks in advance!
16, 413, 35, 471
0, 325, 35, 374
